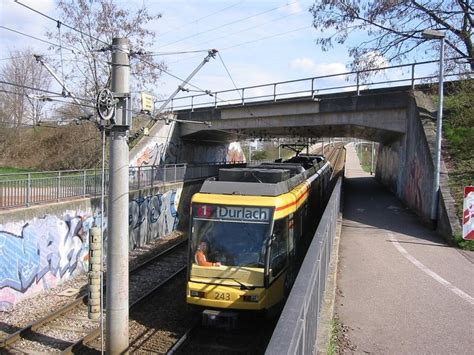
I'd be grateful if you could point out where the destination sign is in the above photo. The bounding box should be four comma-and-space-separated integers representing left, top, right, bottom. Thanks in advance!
218, 206, 270, 221
194, 204, 271, 222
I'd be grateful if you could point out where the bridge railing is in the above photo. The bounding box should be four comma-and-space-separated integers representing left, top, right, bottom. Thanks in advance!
159, 57, 470, 112
266, 176, 342, 355
0, 161, 247, 209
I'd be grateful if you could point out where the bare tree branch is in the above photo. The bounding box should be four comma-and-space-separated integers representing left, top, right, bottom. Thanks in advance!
310, 0, 473, 71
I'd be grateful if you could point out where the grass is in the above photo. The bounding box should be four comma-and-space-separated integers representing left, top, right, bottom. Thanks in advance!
327, 317, 339, 355
439, 80, 474, 250
0, 166, 34, 174
356, 143, 377, 174
0, 166, 35, 180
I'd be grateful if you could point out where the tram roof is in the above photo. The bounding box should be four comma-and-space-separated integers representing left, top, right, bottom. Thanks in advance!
200, 160, 329, 197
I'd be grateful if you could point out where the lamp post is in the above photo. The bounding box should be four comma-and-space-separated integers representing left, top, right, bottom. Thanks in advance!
422, 29, 445, 221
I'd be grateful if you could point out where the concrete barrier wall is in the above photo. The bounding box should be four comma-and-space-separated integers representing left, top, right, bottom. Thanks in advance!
0, 182, 184, 311
376, 91, 461, 240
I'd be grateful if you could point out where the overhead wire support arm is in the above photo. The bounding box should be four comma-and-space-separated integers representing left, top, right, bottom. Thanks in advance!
33, 54, 90, 115
153, 48, 218, 120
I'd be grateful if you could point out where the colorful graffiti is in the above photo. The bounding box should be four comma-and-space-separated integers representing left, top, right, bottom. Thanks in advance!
131, 141, 180, 167
227, 142, 246, 162
0, 213, 94, 311
0, 188, 181, 311
129, 189, 181, 249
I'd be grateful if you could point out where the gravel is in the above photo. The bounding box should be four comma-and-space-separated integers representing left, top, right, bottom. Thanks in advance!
0, 231, 185, 342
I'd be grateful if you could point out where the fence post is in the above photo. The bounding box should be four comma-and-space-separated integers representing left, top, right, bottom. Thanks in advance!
191, 96, 194, 112
57, 171, 61, 202
26, 173, 31, 207
311, 78, 315, 99
83, 170, 87, 197
137, 166, 141, 190
356, 72, 360, 96
241, 88, 245, 105
273, 83, 277, 102
94, 169, 98, 196
411, 63, 416, 90
214, 92, 218, 108
151, 166, 154, 188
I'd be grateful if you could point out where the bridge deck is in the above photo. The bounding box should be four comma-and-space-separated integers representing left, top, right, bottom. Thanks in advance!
337, 145, 473, 353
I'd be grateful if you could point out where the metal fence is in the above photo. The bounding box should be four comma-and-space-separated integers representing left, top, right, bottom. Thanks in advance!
266, 176, 342, 355
0, 162, 246, 209
157, 57, 470, 112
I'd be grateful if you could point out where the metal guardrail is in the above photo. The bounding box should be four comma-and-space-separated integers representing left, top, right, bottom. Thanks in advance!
158, 57, 470, 111
0, 162, 246, 209
266, 176, 342, 355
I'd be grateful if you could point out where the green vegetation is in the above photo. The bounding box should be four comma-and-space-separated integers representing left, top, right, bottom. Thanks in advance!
0, 167, 35, 181
327, 317, 339, 355
356, 143, 377, 174
442, 80, 474, 250
242, 141, 295, 162
0, 167, 33, 174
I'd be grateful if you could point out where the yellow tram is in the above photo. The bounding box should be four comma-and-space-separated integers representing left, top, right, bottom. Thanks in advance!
186, 155, 332, 312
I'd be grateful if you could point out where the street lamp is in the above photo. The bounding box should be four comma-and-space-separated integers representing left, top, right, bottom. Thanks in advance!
422, 29, 445, 221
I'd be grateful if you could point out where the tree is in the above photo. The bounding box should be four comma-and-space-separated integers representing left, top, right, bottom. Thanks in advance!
46, 0, 166, 104
0, 48, 51, 128
309, 0, 473, 72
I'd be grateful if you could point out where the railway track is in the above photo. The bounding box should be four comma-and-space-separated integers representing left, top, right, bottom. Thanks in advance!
0, 239, 188, 353
167, 313, 276, 355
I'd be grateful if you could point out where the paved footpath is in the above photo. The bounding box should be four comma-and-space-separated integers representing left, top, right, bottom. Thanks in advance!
336, 145, 474, 354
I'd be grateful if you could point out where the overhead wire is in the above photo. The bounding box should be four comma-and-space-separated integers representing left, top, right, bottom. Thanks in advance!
0, 120, 61, 129
158, 1, 243, 37
157, 0, 299, 49
0, 80, 93, 103
146, 49, 213, 56
168, 25, 312, 66
57, 21, 66, 85
217, 52, 254, 117
189, 6, 304, 50
0, 25, 76, 53
221, 25, 312, 51
14, 0, 109, 46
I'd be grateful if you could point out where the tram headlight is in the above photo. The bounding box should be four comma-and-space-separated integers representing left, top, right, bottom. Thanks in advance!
190, 290, 205, 298
242, 295, 259, 302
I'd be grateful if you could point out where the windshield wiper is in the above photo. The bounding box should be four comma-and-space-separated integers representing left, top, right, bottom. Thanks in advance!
213, 276, 255, 290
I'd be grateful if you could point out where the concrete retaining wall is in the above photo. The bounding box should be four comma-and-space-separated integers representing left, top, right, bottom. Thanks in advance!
376, 91, 461, 241
0, 182, 185, 311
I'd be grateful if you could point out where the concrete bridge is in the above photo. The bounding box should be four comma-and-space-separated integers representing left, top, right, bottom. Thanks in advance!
178, 88, 408, 144
170, 86, 459, 243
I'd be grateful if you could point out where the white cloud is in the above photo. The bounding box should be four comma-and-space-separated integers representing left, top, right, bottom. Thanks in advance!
357, 51, 389, 69
290, 57, 347, 77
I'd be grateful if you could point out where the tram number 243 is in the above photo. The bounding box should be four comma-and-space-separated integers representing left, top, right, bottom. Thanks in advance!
214, 292, 231, 300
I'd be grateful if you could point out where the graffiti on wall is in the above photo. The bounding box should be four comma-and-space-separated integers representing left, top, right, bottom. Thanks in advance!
227, 142, 246, 162
131, 141, 180, 167
129, 189, 181, 249
0, 188, 182, 311
405, 160, 424, 213
178, 141, 245, 163
0, 213, 95, 311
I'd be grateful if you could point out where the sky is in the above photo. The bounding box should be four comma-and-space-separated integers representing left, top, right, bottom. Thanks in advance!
0, 0, 441, 116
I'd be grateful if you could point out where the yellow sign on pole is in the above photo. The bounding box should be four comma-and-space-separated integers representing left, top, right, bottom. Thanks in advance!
141, 92, 154, 113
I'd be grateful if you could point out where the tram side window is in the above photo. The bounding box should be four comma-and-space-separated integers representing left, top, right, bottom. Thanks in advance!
270, 217, 289, 279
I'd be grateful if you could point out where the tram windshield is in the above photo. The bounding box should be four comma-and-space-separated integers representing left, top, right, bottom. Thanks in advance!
191, 219, 270, 268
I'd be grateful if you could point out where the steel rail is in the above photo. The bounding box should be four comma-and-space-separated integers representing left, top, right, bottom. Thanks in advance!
0, 239, 187, 351
64, 266, 188, 354
166, 321, 201, 355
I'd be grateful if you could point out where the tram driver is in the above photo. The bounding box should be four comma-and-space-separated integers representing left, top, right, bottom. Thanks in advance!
195, 241, 222, 267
